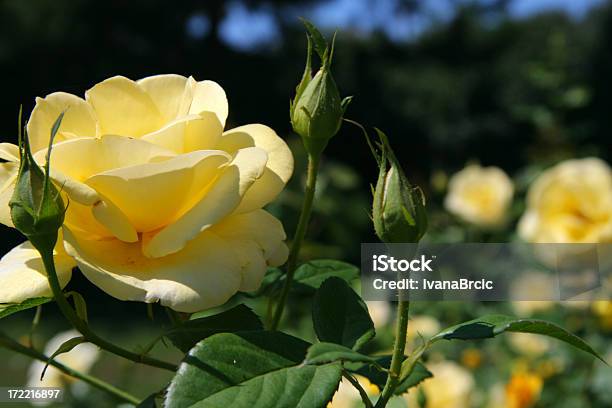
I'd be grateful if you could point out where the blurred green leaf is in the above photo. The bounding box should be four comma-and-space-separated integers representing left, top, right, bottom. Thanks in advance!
313, 277, 375, 350
301, 18, 327, 61
166, 304, 262, 353
293, 259, 359, 292
432, 314, 605, 362
166, 331, 341, 408
0, 297, 51, 320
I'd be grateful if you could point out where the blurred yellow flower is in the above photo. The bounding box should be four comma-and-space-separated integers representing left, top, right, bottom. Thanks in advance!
461, 348, 483, 369
406, 315, 441, 347
444, 164, 514, 227
518, 158, 612, 243
365, 301, 391, 329
508, 332, 551, 357
27, 330, 99, 399
328, 375, 379, 408
509, 271, 556, 316
592, 301, 612, 330
404, 361, 474, 408
0, 74, 293, 312
504, 372, 543, 408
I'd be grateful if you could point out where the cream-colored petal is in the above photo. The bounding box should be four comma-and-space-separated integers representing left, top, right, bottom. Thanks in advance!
188, 78, 228, 127
143, 147, 268, 258
0, 241, 75, 304
86, 150, 230, 232
0, 143, 19, 162
217, 124, 293, 212
212, 210, 288, 291
0, 162, 18, 227
137, 74, 192, 122
85, 76, 163, 137
91, 197, 139, 243
140, 112, 223, 154
267, 242, 289, 267
27, 92, 97, 153
63, 228, 242, 312
41, 135, 176, 183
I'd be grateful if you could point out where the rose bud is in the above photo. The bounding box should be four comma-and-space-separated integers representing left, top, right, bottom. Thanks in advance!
10, 113, 65, 253
372, 129, 427, 244
290, 20, 351, 157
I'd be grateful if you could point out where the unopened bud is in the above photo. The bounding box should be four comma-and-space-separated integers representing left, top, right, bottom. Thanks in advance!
10, 112, 65, 253
372, 129, 427, 243
290, 20, 351, 157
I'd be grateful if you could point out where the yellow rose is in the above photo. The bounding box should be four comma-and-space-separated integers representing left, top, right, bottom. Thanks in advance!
0, 75, 293, 312
404, 361, 474, 408
518, 158, 612, 243
507, 333, 551, 357
444, 164, 514, 227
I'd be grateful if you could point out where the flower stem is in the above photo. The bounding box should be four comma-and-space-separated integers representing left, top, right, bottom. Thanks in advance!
40, 252, 177, 372
269, 153, 321, 330
375, 300, 410, 408
0, 331, 140, 405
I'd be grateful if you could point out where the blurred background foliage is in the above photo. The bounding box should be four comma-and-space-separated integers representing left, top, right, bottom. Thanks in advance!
0, 0, 611, 406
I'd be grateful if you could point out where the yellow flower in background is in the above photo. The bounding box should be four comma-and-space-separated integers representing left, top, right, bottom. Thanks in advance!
27, 330, 99, 395
508, 333, 551, 357
518, 158, 612, 243
444, 164, 514, 227
328, 375, 380, 408
592, 301, 612, 330
504, 372, 543, 408
461, 348, 483, 369
488, 371, 543, 408
404, 361, 474, 408
406, 315, 441, 346
0, 75, 293, 312
365, 301, 391, 329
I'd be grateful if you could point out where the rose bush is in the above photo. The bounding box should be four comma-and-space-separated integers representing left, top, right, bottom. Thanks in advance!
0, 74, 293, 312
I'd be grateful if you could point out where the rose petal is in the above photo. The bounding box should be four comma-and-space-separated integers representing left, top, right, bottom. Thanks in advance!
188, 78, 229, 127
0, 162, 18, 227
86, 150, 230, 233
142, 147, 268, 258
0, 240, 75, 303
63, 227, 242, 313
137, 74, 192, 122
216, 124, 293, 213
212, 209, 288, 291
27, 92, 97, 152
85, 76, 163, 137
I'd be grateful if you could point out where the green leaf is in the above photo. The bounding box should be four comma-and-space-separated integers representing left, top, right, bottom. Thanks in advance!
41, 336, 86, 380
301, 18, 327, 61
65, 291, 88, 323
0, 297, 51, 320
166, 304, 262, 353
305, 342, 380, 366
165, 331, 341, 408
355, 356, 431, 394
312, 277, 375, 350
394, 362, 432, 395
293, 260, 359, 293
432, 314, 606, 362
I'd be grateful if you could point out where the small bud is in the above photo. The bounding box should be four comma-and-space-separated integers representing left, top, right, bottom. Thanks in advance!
372, 129, 427, 243
290, 20, 351, 157
10, 111, 66, 253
